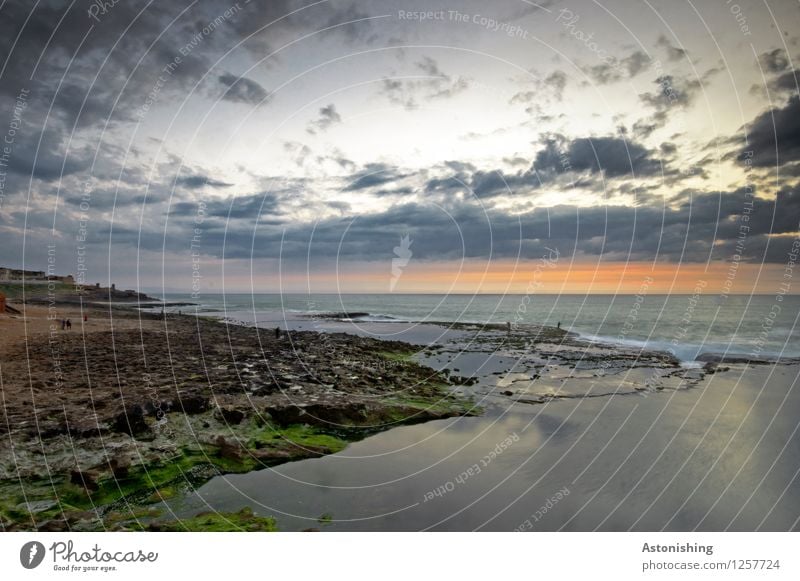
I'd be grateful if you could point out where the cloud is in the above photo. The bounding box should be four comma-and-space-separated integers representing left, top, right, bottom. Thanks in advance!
583, 50, 652, 85
750, 51, 799, 97
510, 70, 568, 113
284, 141, 313, 166
5, 138, 88, 182
545, 71, 568, 99
147, 183, 800, 264
172, 192, 283, 219
307, 104, 342, 134
640, 74, 702, 110
218, 73, 270, 105
623, 50, 651, 77
656, 35, 688, 62
637, 74, 705, 130
737, 95, 800, 167
380, 57, 470, 109
343, 163, 408, 191
534, 135, 662, 178
176, 175, 234, 188
759, 48, 790, 73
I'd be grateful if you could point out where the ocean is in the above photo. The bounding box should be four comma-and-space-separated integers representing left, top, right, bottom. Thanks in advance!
148, 292, 800, 530
155, 293, 800, 362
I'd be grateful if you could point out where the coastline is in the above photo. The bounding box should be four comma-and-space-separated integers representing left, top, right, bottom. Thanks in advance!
0, 301, 476, 531
2, 296, 796, 531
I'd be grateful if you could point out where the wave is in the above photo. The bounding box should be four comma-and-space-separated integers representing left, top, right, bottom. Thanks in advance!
349, 313, 409, 322
574, 331, 795, 364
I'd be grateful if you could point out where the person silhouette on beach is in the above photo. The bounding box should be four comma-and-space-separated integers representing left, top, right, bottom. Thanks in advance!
61, 319, 66, 330
66, 319, 72, 330
275, 327, 281, 339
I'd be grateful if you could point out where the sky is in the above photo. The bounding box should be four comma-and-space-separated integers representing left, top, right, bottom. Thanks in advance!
0, 0, 799, 294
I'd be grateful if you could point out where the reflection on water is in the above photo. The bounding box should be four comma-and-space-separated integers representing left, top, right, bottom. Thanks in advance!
163, 364, 800, 531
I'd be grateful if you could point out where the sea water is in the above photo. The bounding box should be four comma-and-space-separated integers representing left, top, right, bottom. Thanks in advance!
155, 293, 800, 362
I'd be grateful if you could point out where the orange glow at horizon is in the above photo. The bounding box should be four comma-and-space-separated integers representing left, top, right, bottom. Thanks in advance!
269, 260, 791, 294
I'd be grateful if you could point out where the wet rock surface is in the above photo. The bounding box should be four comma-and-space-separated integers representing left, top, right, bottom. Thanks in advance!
0, 308, 475, 530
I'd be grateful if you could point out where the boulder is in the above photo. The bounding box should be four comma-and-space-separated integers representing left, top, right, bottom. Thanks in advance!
216, 406, 245, 425
178, 394, 210, 414
110, 404, 150, 437
70, 469, 100, 492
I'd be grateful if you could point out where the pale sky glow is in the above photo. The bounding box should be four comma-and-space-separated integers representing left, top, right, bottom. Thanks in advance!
1, 0, 798, 293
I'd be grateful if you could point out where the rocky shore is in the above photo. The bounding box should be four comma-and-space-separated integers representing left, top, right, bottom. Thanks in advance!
0, 306, 476, 531
3, 297, 781, 532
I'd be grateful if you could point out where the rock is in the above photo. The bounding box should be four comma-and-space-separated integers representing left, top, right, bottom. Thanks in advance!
71, 469, 100, 492
179, 394, 209, 414
214, 436, 243, 461
66, 510, 99, 525
502, 390, 514, 396
16, 500, 57, 514
111, 404, 150, 437
216, 406, 245, 425
107, 455, 130, 478
38, 518, 69, 532
267, 402, 369, 427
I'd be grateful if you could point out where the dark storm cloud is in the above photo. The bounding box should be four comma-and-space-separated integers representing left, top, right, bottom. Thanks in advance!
534, 135, 662, 178
139, 183, 800, 264
420, 136, 666, 199
172, 192, 283, 220
218, 73, 270, 105
468, 169, 540, 198
321, 3, 373, 43
737, 95, 800, 167
769, 69, 800, 93
176, 175, 234, 189
64, 190, 157, 209
8, 177, 796, 270
4, 127, 96, 181
372, 187, 415, 197
750, 49, 798, 96
759, 49, 790, 73
342, 163, 409, 192
0, 0, 368, 193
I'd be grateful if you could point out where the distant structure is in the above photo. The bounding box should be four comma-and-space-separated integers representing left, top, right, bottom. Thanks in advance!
1, 265, 147, 303
0, 267, 73, 284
